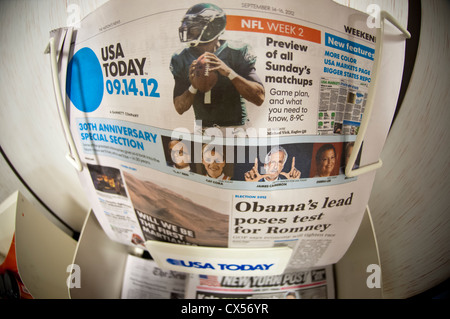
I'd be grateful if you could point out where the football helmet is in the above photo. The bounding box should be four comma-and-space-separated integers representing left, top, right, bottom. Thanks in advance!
179, 3, 227, 47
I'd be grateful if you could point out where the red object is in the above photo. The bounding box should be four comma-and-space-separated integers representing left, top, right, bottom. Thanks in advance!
0, 234, 33, 299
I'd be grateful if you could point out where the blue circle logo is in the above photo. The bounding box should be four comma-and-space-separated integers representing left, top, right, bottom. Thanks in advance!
66, 47, 104, 113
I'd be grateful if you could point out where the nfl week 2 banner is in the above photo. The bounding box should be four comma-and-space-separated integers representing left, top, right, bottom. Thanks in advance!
58, 0, 406, 271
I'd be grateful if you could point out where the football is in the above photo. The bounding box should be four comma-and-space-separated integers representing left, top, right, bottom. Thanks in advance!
190, 53, 218, 93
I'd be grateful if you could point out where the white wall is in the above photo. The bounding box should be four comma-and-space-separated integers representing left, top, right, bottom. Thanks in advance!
334, 0, 449, 298
367, 0, 450, 298
0, 0, 107, 232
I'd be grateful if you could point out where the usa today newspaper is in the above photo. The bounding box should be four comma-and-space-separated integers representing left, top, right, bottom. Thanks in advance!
56, 0, 404, 299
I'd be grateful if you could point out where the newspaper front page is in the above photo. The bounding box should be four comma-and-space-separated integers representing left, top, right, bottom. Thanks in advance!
63, 0, 396, 272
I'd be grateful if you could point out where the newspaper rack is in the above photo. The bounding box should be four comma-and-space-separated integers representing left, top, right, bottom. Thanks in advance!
47, 6, 409, 278
67, 205, 382, 298
345, 11, 410, 177
46, 31, 83, 172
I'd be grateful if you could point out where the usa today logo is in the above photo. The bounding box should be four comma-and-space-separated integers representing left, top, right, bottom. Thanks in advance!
166, 258, 275, 271
66, 47, 104, 113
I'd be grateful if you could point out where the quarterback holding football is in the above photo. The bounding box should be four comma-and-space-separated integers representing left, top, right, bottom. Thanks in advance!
170, 3, 265, 136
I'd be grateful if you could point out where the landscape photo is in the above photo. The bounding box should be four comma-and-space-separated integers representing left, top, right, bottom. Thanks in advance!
123, 171, 229, 247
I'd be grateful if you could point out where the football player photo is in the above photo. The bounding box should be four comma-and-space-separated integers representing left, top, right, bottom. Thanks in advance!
170, 3, 265, 137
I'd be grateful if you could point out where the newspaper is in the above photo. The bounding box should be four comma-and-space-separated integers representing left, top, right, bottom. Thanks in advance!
60, 0, 404, 271
120, 254, 332, 299
121, 254, 186, 299
185, 266, 334, 299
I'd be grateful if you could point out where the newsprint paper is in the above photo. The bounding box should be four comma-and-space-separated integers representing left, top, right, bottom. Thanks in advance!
120, 254, 334, 299
58, 0, 406, 283
184, 267, 335, 299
